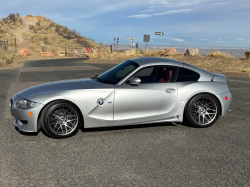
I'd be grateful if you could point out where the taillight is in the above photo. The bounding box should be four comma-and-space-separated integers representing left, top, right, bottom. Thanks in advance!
225, 96, 228, 101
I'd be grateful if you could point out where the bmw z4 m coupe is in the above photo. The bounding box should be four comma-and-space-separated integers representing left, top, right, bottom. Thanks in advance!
10, 57, 232, 138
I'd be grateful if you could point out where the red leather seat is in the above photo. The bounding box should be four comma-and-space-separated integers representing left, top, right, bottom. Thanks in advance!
159, 70, 174, 83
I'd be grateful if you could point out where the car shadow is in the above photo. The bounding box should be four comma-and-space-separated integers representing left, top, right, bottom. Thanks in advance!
15, 122, 189, 138
15, 127, 39, 136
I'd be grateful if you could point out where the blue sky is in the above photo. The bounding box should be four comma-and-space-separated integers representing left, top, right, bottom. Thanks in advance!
1, 0, 249, 48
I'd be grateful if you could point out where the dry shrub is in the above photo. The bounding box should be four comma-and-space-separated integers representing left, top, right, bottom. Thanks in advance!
49, 22, 55, 27
29, 25, 34, 30
0, 50, 19, 66
2, 13, 23, 26
207, 51, 232, 58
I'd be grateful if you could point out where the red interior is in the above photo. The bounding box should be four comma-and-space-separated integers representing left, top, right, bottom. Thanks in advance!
158, 70, 173, 83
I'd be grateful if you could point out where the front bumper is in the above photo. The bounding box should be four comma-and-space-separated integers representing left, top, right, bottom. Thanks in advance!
10, 94, 43, 132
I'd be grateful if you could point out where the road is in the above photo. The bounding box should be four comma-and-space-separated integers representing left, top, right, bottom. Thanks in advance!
0, 58, 249, 186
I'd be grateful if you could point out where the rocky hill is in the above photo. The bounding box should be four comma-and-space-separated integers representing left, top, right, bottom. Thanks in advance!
0, 14, 99, 53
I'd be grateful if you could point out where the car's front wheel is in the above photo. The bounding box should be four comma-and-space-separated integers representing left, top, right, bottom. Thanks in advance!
185, 94, 221, 128
40, 101, 82, 138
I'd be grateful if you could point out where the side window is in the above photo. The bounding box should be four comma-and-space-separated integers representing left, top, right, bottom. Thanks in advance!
134, 67, 154, 76
131, 66, 177, 84
177, 68, 200, 82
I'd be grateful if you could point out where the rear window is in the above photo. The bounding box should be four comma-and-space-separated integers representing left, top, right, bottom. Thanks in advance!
177, 67, 200, 82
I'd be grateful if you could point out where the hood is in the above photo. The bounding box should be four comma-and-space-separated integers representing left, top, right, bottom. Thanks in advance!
17, 78, 107, 99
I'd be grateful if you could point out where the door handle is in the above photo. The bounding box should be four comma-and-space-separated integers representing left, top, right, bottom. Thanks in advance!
165, 88, 176, 93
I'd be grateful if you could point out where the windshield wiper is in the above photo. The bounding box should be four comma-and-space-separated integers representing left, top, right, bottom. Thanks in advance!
91, 75, 98, 79
95, 77, 104, 83
91, 75, 112, 84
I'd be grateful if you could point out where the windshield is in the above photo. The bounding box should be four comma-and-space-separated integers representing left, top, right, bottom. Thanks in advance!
97, 60, 139, 84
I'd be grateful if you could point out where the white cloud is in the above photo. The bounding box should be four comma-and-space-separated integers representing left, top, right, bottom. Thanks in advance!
172, 38, 184, 42
211, 2, 229, 6
148, 0, 204, 8
152, 9, 191, 15
201, 39, 208, 40
148, 6, 161, 8
127, 14, 152, 18
140, 9, 155, 12
236, 39, 245, 41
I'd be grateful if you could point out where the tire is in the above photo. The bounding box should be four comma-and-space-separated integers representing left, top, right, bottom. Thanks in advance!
40, 101, 82, 139
185, 93, 221, 128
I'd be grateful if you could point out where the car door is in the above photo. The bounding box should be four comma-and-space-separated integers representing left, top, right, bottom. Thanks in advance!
114, 66, 178, 122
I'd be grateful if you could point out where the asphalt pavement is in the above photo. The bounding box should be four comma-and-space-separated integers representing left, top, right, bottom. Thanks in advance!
0, 58, 249, 186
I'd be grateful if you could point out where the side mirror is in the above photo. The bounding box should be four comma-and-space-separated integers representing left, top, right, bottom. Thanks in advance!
129, 77, 141, 86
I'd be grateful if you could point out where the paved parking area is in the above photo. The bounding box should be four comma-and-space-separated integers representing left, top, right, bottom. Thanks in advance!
0, 58, 249, 186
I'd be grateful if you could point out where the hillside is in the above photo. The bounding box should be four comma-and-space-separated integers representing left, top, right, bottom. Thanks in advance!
0, 14, 99, 53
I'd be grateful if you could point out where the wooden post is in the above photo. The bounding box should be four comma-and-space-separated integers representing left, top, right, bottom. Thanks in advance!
65, 40, 67, 56
6, 39, 8, 51
110, 45, 112, 54
15, 38, 17, 52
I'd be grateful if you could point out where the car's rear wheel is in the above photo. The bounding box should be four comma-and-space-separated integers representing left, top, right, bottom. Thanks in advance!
41, 101, 82, 139
185, 94, 220, 128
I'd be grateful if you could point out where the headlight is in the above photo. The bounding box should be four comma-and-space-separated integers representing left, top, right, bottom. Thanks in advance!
15, 99, 36, 109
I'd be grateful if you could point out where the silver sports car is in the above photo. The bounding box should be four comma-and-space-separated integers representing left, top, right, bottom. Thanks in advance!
10, 57, 232, 138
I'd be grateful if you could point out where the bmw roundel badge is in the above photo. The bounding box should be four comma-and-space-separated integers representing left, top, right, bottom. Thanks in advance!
97, 99, 105, 105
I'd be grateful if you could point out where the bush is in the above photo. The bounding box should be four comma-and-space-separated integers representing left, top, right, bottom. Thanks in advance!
55, 24, 61, 33
49, 22, 55, 27
0, 50, 17, 66
7, 13, 16, 22
0, 28, 4, 33
29, 25, 34, 30
44, 37, 48, 44
207, 51, 232, 58
36, 21, 40, 26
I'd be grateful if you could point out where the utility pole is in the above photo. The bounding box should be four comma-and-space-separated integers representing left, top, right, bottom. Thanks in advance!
158, 36, 160, 50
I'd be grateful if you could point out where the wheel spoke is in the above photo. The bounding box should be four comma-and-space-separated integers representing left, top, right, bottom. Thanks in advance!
191, 97, 217, 125
48, 105, 79, 136
68, 119, 77, 122
204, 115, 209, 122
67, 115, 77, 117
66, 123, 74, 130
64, 108, 70, 115
206, 112, 216, 115
68, 121, 76, 127
65, 124, 67, 134
50, 118, 57, 122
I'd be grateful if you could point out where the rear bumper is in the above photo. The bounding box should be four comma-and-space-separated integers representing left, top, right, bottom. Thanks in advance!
216, 91, 232, 116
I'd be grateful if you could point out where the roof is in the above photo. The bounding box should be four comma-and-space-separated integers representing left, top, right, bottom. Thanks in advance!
130, 57, 184, 66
